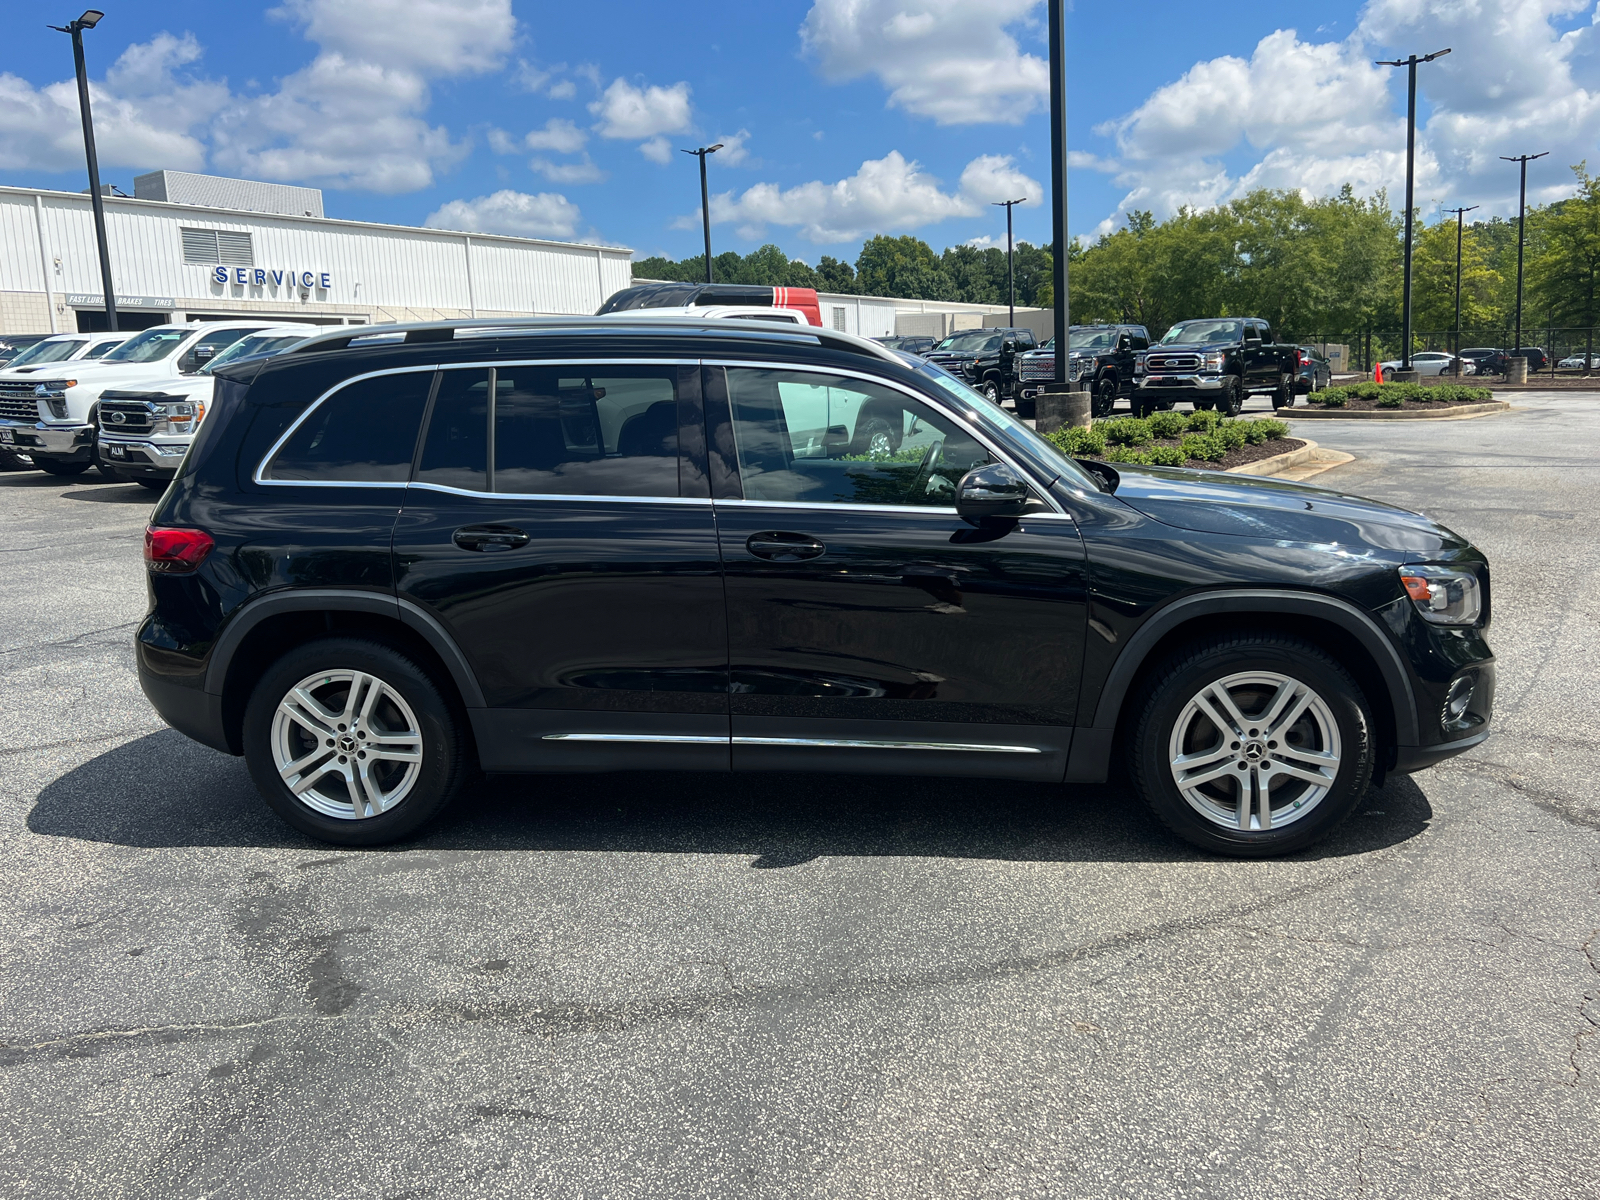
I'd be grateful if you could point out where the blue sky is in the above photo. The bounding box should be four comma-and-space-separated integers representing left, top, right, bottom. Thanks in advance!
3, 1, 1598, 264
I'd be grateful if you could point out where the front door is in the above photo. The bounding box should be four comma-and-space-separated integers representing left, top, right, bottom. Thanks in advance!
706, 364, 1089, 781
393, 360, 728, 771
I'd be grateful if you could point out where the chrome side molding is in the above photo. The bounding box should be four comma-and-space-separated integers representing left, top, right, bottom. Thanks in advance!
542, 733, 1042, 754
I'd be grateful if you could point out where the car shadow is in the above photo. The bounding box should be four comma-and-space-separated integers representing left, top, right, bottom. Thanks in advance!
61, 483, 159, 503
28, 730, 1435, 865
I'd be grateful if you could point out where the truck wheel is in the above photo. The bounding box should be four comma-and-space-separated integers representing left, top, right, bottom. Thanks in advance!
1220, 376, 1243, 416
1127, 633, 1373, 857
979, 378, 1000, 404
1130, 394, 1149, 418
33, 458, 90, 476
1092, 376, 1118, 417
1271, 373, 1294, 409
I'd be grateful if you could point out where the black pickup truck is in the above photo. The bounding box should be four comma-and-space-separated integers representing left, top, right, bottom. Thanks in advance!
1136, 317, 1299, 416
1016, 323, 1151, 417
921, 326, 1038, 403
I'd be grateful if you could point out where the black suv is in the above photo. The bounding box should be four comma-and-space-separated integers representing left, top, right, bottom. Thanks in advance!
138, 317, 1495, 857
922, 327, 1037, 403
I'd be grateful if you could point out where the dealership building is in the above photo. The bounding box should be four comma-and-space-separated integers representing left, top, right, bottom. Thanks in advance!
0, 169, 1038, 339
0, 170, 634, 335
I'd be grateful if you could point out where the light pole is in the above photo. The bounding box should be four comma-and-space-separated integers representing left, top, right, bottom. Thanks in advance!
1500, 152, 1548, 363
991, 198, 1026, 326
48, 10, 115, 331
1376, 47, 1450, 373
680, 144, 723, 285
1442, 204, 1477, 375
1047, 0, 1069, 386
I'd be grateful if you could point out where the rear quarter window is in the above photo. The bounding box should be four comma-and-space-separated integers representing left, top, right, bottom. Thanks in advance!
264, 369, 433, 483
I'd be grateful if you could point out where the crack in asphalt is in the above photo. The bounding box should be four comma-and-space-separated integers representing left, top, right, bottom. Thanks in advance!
1439, 758, 1600, 831
0, 725, 164, 759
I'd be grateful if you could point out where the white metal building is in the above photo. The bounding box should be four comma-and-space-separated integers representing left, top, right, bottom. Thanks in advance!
0, 173, 634, 335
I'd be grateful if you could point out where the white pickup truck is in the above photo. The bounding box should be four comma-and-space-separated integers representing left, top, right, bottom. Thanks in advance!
97, 324, 316, 488
0, 331, 131, 469
0, 320, 282, 477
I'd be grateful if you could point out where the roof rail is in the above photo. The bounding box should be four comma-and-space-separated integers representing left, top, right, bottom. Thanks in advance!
286, 313, 901, 365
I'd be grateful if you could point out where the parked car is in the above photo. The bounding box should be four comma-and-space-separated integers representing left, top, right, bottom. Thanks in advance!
1015, 324, 1151, 417
1461, 346, 1548, 374
1294, 346, 1332, 393
137, 314, 1495, 858
1557, 353, 1599, 369
599, 282, 822, 326
600, 305, 808, 326
0, 332, 131, 469
922, 326, 1039, 403
873, 336, 936, 355
0, 321, 282, 477
96, 324, 316, 489
1378, 351, 1461, 377
0, 333, 52, 366
1457, 347, 1501, 375
1138, 318, 1300, 415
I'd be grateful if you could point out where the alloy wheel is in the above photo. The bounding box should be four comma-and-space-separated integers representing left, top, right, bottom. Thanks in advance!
270, 669, 424, 819
1167, 670, 1342, 832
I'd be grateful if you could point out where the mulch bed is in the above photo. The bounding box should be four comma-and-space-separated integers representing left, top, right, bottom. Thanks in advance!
1083, 436, 1305, 472
1303, 395, 1485, 411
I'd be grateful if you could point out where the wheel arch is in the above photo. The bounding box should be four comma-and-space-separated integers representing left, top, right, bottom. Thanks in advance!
206, 590, 485, 755
1068, 589, 1416, 782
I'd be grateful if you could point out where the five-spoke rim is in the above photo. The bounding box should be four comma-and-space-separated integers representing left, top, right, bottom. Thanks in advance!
1168, 670, 1342, 833
270, 669, 423, 820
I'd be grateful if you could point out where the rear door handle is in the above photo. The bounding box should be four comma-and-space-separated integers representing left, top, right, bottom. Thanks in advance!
452, 524, 530, 553
746, 531, 825, 561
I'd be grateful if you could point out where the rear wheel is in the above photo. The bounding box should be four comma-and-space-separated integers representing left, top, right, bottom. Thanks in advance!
1128, 634, 1373, 857
1271, 372, 1294, 410
243, 637, 468, 845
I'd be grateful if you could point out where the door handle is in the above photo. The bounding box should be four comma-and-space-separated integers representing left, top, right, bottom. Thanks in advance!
746, 531, 825, 561
452, 524, 530, 553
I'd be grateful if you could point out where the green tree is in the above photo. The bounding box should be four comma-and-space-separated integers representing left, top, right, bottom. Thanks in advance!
1529, 164, 1600, 336
855, 234, 955, 300
815, 255, 858, 293
1411, 216, 1503, 340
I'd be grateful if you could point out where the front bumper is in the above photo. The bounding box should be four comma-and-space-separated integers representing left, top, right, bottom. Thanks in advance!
1139, 373, 1227, 392
98, 434, 187, 478
0, 419, 92, 460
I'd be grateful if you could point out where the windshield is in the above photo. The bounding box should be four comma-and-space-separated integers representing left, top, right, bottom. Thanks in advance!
4, 338, 82, 367
103, 328, 189, 364
201, 331, 309, 372
1069, 329, 1117, 351
1159, 320, 1242, 345
935, 330, 1001, 353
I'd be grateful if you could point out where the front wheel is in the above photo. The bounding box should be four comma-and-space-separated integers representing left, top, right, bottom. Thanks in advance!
1219, 376, 1243, 416
1092, 375, 1118, 418
1128, 634, 1373, 857
243, 637, 469, 845
979, 378, 1000, 404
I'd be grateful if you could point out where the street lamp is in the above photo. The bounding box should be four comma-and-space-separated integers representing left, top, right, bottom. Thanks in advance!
680, 144, 723, 286
1500, 152, 1548, 369
1376, 46, 1450, 374
991, 198, 1026, 327
48, 10, 116, 332
1442, 205, 1477, 375
1047, 0, 1070, 388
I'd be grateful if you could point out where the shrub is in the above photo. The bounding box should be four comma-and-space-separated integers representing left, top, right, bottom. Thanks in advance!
1045, 424, 1108, 457
1316, 392, 1348, 407
1146, 444, 1188, 467
1099, 416, 1152, 446
1185, 408, 1222, 432
1253, 418, 1290, 441
1217, 421, 1250, 450
1429, 384, 1492, 404
1103, 444, 1152, 464
1180, 432, 1226, 462
1147, 409, 1188, 439
1377, 393, 1405, 408
1241, 420, 1270, 445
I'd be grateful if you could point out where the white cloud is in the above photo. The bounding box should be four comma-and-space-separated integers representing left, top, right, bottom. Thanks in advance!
639, 136, 674, 164
0, 33, 227, 174
530, 155, 606, 184
714, 129, 752, 166
700, 151, 1044, 244
547, 80, 577, 100
487, 127, 520, 155
801, 0, 1049, 125
424, 189, 582, 239
269, 0, 515, 77
590, 78, 692, 140
524, 118, 587, 153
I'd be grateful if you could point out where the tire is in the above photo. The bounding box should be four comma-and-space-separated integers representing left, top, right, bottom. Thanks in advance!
1127, 634, 1374, 857
33, 457, 90, 476
1092, 375, 1118, 418
135, 478, 167, 492
1219, 375, 1243, 416
856, 415, 901, 456
1271, 372, 1294, 410
242, 637, 469, 845
979, 378, 1000, 404
1130, 393, 1149, 418
0, 448, 33, 471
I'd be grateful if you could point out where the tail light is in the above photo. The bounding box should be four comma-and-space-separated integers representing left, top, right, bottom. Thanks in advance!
145, 526, 214, 574
1299, 350, 1311, 365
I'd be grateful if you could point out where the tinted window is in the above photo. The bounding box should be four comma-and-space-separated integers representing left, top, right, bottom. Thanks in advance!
414, 364, 681, 498
266, 370, 432, 483
85, 339, 124, 359
725, 368, 992, 507
103, 328, 188, 363
492, 365, 679, 497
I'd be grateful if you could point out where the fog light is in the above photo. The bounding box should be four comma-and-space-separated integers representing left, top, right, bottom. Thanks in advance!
1443, 675, 1475, 728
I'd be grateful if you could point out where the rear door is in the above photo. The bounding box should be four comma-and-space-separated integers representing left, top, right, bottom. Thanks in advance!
392, 358, 729, 771
706, 362, 1088, 780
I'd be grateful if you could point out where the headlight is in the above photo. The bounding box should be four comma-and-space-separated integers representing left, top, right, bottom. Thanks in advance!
34, 380, 76, 395
1202, 353, 1225, 372
1399, 565, 1482, 626
163, 400, 205, 429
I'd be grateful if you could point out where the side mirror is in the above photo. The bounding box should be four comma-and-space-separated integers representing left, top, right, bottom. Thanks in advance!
1002, 339, 1017, 354
1117, 335, 1131, 351
956, 463, 1030, 525
823, 424, 850, 454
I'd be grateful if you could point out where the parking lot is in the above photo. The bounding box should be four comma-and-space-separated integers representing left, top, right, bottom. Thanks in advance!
1, 393, 1596, 1198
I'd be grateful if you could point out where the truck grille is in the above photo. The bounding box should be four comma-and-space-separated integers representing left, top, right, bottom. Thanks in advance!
1019, 355, 1055, 381
1145, 353, 1201, 372
0, 385, 41, 422
98, 401, 158, 434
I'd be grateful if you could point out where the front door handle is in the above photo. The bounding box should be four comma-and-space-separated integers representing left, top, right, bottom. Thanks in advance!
746, 531, 825, 561
452, 524, 530, 553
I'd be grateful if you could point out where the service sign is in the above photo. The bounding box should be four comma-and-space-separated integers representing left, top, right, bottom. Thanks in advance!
213, 267, 332, 290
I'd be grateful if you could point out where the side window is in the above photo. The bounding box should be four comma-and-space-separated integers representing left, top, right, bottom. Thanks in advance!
414, 364, 681, 498
1017, 331, 1036, 349
724, 368, 993, 507
266, 370, 432, 483
1256, 323, 1273, 344
86, 339, 122, 358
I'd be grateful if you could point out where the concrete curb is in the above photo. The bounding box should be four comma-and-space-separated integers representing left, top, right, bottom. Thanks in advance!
1226, 438, 1318, 476
1287, 400, 1511, 420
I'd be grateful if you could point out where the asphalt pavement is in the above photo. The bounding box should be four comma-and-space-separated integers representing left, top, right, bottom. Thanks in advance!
0, 395, 1596, 1198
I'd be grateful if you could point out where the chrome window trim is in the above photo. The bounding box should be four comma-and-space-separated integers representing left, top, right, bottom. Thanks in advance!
702, 358, 1066, 514
543, 733, 1043, 753
406, 480, 711, 506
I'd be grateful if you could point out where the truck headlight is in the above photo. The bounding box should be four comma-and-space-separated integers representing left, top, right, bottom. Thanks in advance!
1399, 565, 1482, 626
162, 400, 204, 428
1203, 352, 1225, 372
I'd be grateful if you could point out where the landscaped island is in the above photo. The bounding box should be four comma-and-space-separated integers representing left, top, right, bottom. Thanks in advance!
1044, 409, 1299, 471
